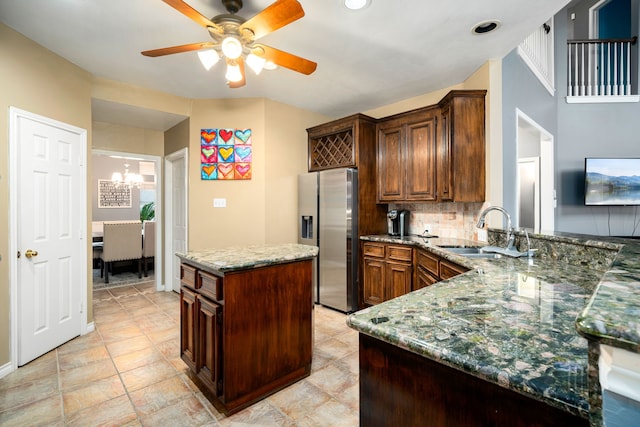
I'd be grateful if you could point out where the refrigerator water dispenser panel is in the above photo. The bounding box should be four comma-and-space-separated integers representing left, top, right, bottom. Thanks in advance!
301, 216, 314, 239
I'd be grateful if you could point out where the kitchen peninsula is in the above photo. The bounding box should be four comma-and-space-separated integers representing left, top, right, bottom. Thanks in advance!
177, 243, 318, 415
348, 233, 630, 427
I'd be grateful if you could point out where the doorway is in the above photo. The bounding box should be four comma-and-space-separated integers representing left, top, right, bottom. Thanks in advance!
164, 148, 188, 293
92, 149, 163, 291
516, 109, 555, 233
9, 107, 88, 368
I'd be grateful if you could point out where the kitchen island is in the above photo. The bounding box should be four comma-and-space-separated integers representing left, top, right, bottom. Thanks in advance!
177, 243, 318, 415
348, 233, 628, 427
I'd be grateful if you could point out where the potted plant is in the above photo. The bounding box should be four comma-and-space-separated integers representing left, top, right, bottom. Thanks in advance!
140, 202, 155, 222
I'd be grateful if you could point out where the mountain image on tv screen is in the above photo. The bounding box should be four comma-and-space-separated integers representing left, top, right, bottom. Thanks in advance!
585, 158, 640, 205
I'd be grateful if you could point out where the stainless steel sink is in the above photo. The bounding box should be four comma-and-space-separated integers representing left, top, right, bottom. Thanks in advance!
442, 247, 503, 259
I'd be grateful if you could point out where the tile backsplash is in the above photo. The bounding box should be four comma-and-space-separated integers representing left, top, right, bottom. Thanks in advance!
389, 202, 489, 241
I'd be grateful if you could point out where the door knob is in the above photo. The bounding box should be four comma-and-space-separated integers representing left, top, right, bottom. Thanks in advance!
25, 249, 38, 259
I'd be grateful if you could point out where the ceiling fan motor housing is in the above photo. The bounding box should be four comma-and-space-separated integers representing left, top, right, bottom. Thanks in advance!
222, 0, 243, 14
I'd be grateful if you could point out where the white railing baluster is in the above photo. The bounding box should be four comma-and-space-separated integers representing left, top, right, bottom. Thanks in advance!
599, 43, 605, 95
626, 41, 632, 95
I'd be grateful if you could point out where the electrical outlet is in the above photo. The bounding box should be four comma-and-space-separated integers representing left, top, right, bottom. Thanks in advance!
478, 229, 488, 242
424, 224, 432, 234
213, 198, 226, 208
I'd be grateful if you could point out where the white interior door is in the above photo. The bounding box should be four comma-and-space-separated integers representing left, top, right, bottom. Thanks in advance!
165, 148, 188, 293
10, 107, 86, 366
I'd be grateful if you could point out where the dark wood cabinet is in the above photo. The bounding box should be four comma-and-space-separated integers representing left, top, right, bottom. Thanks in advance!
197, 295, 222, 396
180, 285, 197, 371
437, 90, 486, 202
179, 259, 313, 415
376, 90, 486, 203
377, 108, 438, 203
359, 334, 588, 427
363, 257, 385, 306
414, 248, 468, 286
362, 242, 413, 306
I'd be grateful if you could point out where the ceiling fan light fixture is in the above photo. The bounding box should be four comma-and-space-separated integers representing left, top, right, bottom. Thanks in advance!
246, 53, 266, 75
197, 49, 220, 70
225, 61, 244, 82
344, 0, 370, 10
263, 60, 278, 71
221, 36, 243, 59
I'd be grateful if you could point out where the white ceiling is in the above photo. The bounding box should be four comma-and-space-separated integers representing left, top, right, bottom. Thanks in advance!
0, 0, 569, 130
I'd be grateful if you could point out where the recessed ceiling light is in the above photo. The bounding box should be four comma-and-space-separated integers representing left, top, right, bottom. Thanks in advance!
344, 0, 371, 10
472, 20, 501, 35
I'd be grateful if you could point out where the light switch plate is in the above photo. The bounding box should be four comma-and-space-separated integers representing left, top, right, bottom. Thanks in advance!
213, 198, 226, 208
478, 229, 488, 242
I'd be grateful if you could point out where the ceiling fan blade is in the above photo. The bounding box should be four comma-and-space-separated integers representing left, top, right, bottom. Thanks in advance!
141, 42, 215, 57
229, 58, 246, 88
162, 0, 223, 33
240, 0, 304, 40
254, 44, 317, 75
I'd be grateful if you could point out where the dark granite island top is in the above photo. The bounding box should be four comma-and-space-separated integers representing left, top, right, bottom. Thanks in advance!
348, 233, 630, 426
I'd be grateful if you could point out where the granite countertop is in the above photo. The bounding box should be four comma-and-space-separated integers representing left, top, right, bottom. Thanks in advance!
349, 234, 619, 419
176, 243, 318, 274
575, 241, 640, 352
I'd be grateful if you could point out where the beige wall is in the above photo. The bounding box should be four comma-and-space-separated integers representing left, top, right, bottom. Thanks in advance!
92, 121, 164, 156
0, 24, 93, 366
165, 119, 190, 156
186, 99, 328, 250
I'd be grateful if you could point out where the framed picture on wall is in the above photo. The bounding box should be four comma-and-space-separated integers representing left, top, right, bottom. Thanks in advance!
98, 179, 132, 208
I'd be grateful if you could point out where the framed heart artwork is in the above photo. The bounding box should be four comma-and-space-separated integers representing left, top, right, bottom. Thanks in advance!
201, 128, 252, 180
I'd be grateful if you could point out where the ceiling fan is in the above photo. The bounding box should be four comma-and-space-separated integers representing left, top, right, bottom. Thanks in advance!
142, 0, 317, 88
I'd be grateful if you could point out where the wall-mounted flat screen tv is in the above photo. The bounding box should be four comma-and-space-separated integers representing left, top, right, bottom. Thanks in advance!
585, 158, 640, 206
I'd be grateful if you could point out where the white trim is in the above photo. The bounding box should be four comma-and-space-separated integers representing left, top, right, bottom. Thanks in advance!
9, 107, 88, 372
164, 148, 189, 293
92, 149, 164, 291
0, 361, 13, 379
515, 108, 555, 234
517, 17, 555, 96
566, 95, 640, 103
589, 0, 612, 39
86, 322, 95, 333
600, 344, 640, 402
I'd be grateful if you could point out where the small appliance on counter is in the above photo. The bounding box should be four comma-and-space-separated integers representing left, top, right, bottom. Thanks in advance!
387, 209, 410, 238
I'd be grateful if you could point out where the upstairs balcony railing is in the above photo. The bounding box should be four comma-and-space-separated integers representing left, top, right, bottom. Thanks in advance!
567, 37, 637, 100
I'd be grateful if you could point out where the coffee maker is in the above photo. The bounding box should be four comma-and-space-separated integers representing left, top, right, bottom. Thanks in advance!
387, 210, 410, 237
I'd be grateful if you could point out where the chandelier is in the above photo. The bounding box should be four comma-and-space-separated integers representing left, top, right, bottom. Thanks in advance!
111, 163, 143, 188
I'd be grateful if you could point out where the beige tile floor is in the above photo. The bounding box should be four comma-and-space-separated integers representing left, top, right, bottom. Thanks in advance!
0, 282, 359, 426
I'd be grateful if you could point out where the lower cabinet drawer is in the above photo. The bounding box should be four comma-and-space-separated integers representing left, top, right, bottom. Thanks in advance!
416, 251, 439, 276
440, 260, 467, 280
199, 271, 223, 301
387, 245, 413, 262
181, 264, 197, 289
363, 242, 385, 258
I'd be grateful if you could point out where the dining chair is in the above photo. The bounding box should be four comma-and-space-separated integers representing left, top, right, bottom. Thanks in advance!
142, 220, 156, 277
99, 220, 143, 283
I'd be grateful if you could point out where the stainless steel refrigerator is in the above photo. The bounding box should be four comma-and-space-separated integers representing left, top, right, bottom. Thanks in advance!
298, 168, 358, 313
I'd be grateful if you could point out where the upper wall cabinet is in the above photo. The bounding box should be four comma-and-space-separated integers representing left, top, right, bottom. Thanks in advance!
437, 90, 486, 202
377, 107, 439, 202
307, 114, 376, 172
376, 90, 486, 203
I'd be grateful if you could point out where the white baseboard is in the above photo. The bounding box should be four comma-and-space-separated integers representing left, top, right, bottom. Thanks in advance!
86, 322, 95, 334
0, 361, 15, 379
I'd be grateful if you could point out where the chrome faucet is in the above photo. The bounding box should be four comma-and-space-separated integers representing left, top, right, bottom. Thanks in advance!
476, 206, 515, 250
476, 206, 533, 258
